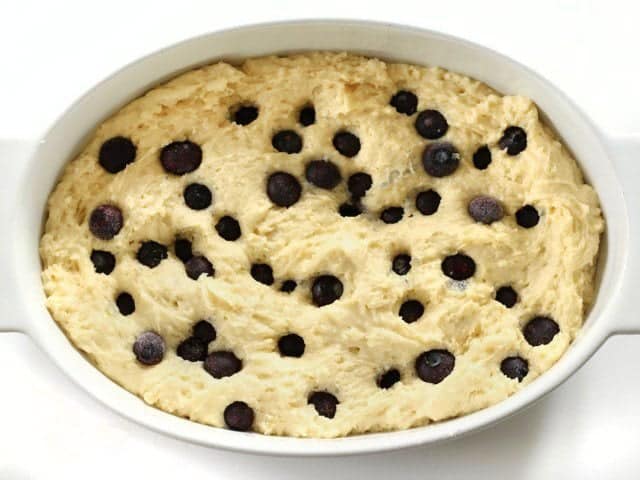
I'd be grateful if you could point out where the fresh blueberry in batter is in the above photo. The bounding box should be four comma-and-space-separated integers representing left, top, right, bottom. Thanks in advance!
523, 316, 559, 346
422, 142, 459, 177
468, 195, 504, 224
193, 320, 216, 343
278, 333, 305, 358
308, 391, 339, 418
333, 131, 361, 157
299, 105, 316, 126
233, 105, 259, 126
500, 356, 529, 382
473, 145, 492, 170
415, 189, 441, 215
399, 300, 424, 323
177, 336, 208, 362
495, 286, 518, 308
377, 369, 401, 389
347, 172, 372, 199
442, 253, 476, 281
392, 254, 412, 276
89, 204, 123, 240
339, 202, 362, 217
251, 263, 274, 286
390, 90, 418, 116
185, 255, 214, 280
174, 238, 193, 263
90, 250, 116, 274
499, 126, 527, 155
133, 331, 165, 366
215, 216, 242, 241
204, 351, 242, 378
272, 130, 302, 154
280, 280, 297, 293
160, 140, 202, 175
99, 136, 136, 173
305, 160, 342, 190
136, 241, 168, 268
183, 183, 212, 210
311, 275, 343, 306
224, 401, 255, 431
380, 207, 404, 224
116, 292, 135, 316
516, 205, 539, 228
415, 110, 448, 139
267, 172, 302, 207
415, 349, 455, 384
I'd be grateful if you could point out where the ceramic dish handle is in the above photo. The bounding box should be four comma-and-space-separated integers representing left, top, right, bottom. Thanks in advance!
608, 135, 640, 335
0, 139, 35, 333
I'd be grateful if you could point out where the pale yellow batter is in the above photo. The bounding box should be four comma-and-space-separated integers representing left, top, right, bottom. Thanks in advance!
40, 53, 603, 437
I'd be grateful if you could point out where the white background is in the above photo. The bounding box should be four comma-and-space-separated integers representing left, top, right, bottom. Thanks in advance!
2, 0, 640, 478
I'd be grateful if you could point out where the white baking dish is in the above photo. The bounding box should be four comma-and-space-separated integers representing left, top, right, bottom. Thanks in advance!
1, 20, 639, 456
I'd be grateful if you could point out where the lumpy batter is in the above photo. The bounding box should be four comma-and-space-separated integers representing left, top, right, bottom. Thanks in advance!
40, 53, 603, 437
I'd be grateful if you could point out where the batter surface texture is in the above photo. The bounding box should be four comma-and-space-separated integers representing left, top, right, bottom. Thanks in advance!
40, 53, 603, 437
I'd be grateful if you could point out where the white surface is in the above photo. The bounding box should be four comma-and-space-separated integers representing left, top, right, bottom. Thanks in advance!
2, 0, 640, 478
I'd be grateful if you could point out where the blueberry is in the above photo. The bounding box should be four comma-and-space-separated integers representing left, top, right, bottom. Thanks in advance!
516, 205, 539, 228
415, 190, 441, 215
442, 253, 476, 281
500, 356, 529, 382
233, 105, 258, 126
392, 254, 411, 275
133, 331, 165, 366
390, 90, 418, 116
177, 336, 208, 362
185, 255, 214, 280
136, 241, 168, 268
250, 263, 274, 286
90, 250, 115, 274
338, 202, 362, 217
299, 105, 316, 126
415, 349, 455, 384
280, 280, 297, 293
496, 286, 518, 308
224, 401, 255, 431
523, 316, 559, 346
473, 145, 492, 170
174, 238, 193, 263
380, 207, 404, 224
332, 131, 360, 157
183, 183, 212, 210
116, 292, 135, 315
215, 216, 241, 241
377, 369, 401, 389
399, 300, 424, 323
266, 172, 302, 207
272, 130, 302, 154
89, 204, 123, 240
311, 275, 343, 307
422, 142, 460, 177
347, 172, 372, 199
415, 110, 448, 139
193, 320, 216, 343
468, 195, 504, 224
305, 160, 342, 190
499, 126, 527, 155
99, 136, 136, 173
204, 351, 242, 378
278, 333, 305, 358
160, 140, 202, 175
308, 391, 339, 418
